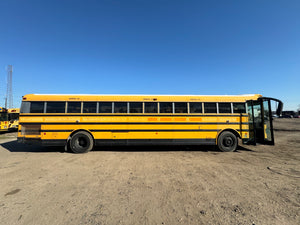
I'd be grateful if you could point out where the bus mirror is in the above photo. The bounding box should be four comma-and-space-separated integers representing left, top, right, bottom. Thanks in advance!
276, 101, 283, 117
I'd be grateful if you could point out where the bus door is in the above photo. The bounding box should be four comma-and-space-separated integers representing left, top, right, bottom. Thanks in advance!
247, 98, 281, 145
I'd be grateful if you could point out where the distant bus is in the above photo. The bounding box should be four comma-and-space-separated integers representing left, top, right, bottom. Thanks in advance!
18, 94, 283, 153
8, 108, 20, 131
0, 107, 8, 132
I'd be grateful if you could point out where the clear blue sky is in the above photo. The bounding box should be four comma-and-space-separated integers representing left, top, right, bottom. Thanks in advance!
0, 0, 299, 110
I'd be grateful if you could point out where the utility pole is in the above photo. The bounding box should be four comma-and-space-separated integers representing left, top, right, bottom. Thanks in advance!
5, 65, 13, 109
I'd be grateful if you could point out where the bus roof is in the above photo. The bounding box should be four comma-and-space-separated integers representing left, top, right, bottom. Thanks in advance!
8, 108, 20, 113
22, 94, 262, 102
0, 107, 7, 112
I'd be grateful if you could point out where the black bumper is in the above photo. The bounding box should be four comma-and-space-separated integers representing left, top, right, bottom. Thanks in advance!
18, 137, 66, 146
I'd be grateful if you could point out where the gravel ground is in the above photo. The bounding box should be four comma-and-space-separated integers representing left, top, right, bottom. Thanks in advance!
0, 118, 299, 225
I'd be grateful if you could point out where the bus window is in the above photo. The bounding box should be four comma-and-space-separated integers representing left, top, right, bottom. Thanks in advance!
204, 103, 217, 113
30, 102, 44, 113
218, 103, 231, 113
8, 113, 19, 121
145, 102, 157, 113
67, 102, 81, 113
20, 102, 30, 113
233, 103, 246, 113
129, 102, 142, 113
159, 102, 172, 113
114, 102, 127, 113
190, 102, 202, 113
99, 102, 112, 113
83, 102, 97, 113
0, 111, 7, 121
175, 102, 187, 113
46, 102, 65, 113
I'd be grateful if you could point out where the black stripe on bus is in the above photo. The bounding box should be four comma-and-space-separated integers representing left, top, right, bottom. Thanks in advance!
90, 129, 222, 132
94, 139, 216, 146
19, 122, 249, 125
36, 129, 221, 132
18, 138, 216, 146
24, 129, 249, 133
19, 114, 248, 117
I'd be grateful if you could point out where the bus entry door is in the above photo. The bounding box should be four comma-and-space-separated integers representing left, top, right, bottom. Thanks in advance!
247, 98, 274, 145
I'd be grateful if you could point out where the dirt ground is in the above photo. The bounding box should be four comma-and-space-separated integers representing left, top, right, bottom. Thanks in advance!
0, 119, 299, 225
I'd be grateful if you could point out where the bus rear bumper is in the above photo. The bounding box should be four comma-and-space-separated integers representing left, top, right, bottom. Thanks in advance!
18, 137, 66, 146
18, 137, 41, 145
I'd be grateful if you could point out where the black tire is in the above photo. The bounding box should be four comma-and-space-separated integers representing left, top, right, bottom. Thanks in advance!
217, 131, 238, 152
70, 131, 94, 153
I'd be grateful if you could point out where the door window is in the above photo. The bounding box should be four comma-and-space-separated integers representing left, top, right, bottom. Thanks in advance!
263, 100, 272, 142
247, 99, 274, 145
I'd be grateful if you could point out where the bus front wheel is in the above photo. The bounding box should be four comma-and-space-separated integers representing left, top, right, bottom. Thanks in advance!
217, 131, 238, 152
70, 131, 94, 153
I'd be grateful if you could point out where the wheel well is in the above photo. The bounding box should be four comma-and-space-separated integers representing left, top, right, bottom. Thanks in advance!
68, 129, 95, 143
217, 129, 241, 143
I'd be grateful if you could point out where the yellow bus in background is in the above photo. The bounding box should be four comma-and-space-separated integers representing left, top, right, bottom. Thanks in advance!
8, 108, 20, 131
0, 107, 9, 132
18, 94, 282, 153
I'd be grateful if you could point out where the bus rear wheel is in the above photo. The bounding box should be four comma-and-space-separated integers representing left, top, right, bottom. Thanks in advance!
217, 131, 238, 152
70, 131, 94, 153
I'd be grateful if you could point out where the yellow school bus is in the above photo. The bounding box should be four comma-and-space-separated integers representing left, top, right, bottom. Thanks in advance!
8, 108, 20, 131
0, 107, 9, 132
17, 94, 282, 153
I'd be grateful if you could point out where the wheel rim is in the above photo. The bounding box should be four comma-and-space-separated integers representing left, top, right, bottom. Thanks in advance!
223, 136, 234, 147
76, 137, 88, 148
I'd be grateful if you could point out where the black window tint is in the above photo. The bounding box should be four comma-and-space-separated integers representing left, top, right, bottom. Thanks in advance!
175, 102, 187, 113
99, 102, 112, 113
114, 102, 127, 113
20, 102, 30, 113
129, 102, 142, 113
204, 103, 217, 113
0, 112, 8, 121
190, 102, 202, 113
160, 102, 173, 113
233, 103, 246, 113
83, 102, 97, 113
219, 103, 231, 113
9, 113, 19, 121
30, 102, 44, 113
67, 102, 81, 113
46, 102, 65, 113
145, 102, 157, 113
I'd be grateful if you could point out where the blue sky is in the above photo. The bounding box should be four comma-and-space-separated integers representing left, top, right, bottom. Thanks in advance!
0, 0, 299, 110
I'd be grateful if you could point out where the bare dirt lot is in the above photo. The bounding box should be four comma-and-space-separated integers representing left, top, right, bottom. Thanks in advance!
0, 119, 299, 225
